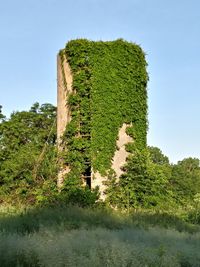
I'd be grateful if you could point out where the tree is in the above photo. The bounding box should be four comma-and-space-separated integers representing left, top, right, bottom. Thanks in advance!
0, 105, 5, 122
171, 157, 200, 204
148, 146, 169, 165
0, 103, 57, 204
107, 147, 172, 209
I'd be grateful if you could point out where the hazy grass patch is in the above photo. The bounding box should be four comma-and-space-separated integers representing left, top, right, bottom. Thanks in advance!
0, 206, 200, 266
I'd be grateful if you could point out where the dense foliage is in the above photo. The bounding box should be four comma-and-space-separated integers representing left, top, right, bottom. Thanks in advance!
1, 39, 200, 212
106, 147, 172, 209
106, 145, 200, 210
0, 103, 58, 204
60, 39, 148, 185
170, 157, 200, 205
1, 38, 200, 265
1, 100, 199, 210
0, 105, 5, 121
0, 103, 99, 206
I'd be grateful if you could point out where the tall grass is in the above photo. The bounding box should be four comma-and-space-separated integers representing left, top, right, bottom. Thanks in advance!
0, 205, 199, 234
0, 206, 200, 266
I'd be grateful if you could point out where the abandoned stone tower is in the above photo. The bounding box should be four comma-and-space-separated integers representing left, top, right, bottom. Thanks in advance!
57, 39, 148, 199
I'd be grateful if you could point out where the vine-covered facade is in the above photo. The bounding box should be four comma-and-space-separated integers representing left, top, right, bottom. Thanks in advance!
57, 39, 148, 199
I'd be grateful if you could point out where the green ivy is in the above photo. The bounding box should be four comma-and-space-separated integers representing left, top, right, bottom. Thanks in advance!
60, 39, 148, 182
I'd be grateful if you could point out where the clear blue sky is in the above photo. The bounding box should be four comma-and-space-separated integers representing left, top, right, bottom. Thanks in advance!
0, 0, 200, 163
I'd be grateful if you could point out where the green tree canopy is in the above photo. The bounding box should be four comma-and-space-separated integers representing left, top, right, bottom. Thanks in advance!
171, 157, 200, 203
0, 103, 57, 204
0, 105, 5, 122
107, 148, 172, 209
148, 146, 169, 165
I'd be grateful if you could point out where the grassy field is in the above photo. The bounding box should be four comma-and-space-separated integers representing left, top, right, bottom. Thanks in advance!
0, 205, 200, 267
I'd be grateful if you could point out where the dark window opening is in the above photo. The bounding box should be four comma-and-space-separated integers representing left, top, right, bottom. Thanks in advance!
83, 164, 91, 189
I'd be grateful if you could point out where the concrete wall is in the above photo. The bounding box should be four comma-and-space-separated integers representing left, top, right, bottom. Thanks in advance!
57, 54, 73, 187
57, 54, 73, 146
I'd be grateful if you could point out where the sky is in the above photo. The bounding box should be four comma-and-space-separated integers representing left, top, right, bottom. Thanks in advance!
0, 0, 200, 163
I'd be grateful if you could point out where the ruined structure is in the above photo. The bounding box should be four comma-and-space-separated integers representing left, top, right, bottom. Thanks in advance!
57, 39, 148, 199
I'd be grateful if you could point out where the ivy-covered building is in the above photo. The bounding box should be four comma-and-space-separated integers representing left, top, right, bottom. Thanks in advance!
57, 39, 148, 199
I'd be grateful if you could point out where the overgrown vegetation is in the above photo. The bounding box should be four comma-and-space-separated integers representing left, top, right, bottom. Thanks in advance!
0, 102, 99, 206
1, 101, 199, 211
1, 39, 200, 210
0, 206, 200, 267
60, 39, 148, 187
1, 38, 200, 265
107, 148, 172, 209
0, 103, 58, 205
60, 39, 177, 211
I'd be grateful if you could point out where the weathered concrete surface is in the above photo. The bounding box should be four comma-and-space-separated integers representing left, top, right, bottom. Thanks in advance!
112, 123, 133, 180
57, 54, 73, 187
57, 54, 73, 146
91, 171, 107, 200
92, 124, 133, 199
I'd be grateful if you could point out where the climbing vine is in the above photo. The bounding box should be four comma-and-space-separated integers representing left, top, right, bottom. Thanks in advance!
60, 39, 148, 183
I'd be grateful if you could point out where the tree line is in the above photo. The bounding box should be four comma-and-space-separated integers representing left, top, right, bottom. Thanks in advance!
0, 103, 200, 210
